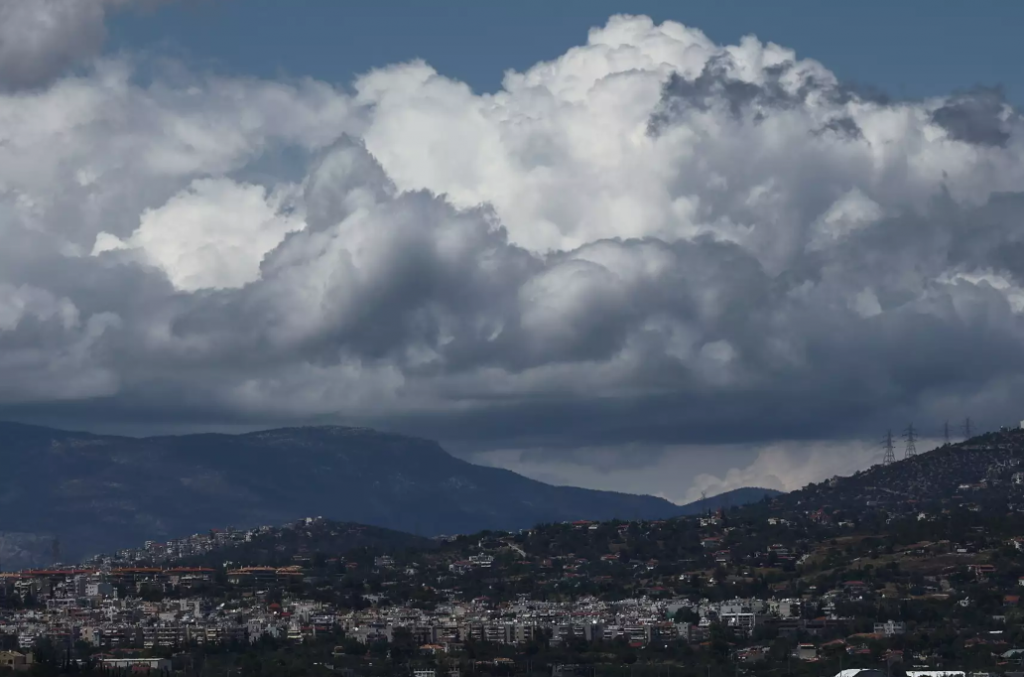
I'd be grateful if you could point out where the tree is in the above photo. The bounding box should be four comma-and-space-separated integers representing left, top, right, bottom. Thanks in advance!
708, 623, 733, 660
674, 607, 700, 624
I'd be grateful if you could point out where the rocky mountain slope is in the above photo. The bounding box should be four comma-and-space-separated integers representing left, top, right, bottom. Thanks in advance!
775, 427, 1024, 513
0, 422, 776, 569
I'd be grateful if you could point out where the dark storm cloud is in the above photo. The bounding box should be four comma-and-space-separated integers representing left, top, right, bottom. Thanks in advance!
813, 117, 864, 140
648, 55, 873, 135
0, 0, 174, 90
931, 87, 1013, 147
648, 58, 793, 133
0, 0, 114, 89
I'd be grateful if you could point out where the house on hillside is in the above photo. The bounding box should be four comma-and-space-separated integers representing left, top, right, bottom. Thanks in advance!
873, 620, 906, 637
0, 651, 32, 671
795, 644, 817, 661
969, 564, 996, 579
844, 581, 869, 595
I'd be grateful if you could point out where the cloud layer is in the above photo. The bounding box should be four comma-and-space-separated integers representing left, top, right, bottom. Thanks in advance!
2, 13, 1024, 496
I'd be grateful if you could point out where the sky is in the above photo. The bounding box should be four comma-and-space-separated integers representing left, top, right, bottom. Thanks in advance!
105, 1, 1024, 103
0, 0, 1022, 504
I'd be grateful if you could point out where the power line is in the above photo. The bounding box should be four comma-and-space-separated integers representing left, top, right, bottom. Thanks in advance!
882, 430, 896, 465
903, 423, 917, 459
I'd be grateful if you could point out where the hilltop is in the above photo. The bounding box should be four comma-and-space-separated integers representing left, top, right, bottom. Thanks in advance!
775, 427, 1024, 514
167, 519, 439, 569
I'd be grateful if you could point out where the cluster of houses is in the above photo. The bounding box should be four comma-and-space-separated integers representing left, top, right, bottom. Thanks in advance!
85, 526, 261, 566
0, 561, 917, 660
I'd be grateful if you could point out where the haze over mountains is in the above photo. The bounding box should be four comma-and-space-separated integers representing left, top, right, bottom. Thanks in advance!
0, 422, 777, 570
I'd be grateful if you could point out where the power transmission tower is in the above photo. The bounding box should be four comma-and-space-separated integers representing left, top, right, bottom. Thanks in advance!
882, 430, 896, 465
943, 420, 950, 445
963, 417, 973, 440
903, 424, 917, 459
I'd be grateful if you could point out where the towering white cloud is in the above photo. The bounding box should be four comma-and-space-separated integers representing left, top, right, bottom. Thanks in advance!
1, 14, 1024, 497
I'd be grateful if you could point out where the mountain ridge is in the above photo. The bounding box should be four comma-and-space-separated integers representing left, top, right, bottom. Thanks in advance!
0, 421, 777, 570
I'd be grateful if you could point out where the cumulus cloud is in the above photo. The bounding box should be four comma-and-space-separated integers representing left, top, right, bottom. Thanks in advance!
3, 14, 1024, 497
93, 179, 305, 291
681, 441, 886, 504
0, 0, 142, 89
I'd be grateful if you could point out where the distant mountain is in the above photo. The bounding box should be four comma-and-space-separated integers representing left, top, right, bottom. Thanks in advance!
0, 422, 775, 569
676, 487, 781, 514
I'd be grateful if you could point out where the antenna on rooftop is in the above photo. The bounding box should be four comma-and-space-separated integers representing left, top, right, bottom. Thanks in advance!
963, 416, 973, 440
882, 430, 896, 465
903, 424, 917, 459
943, 420, 950, 445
